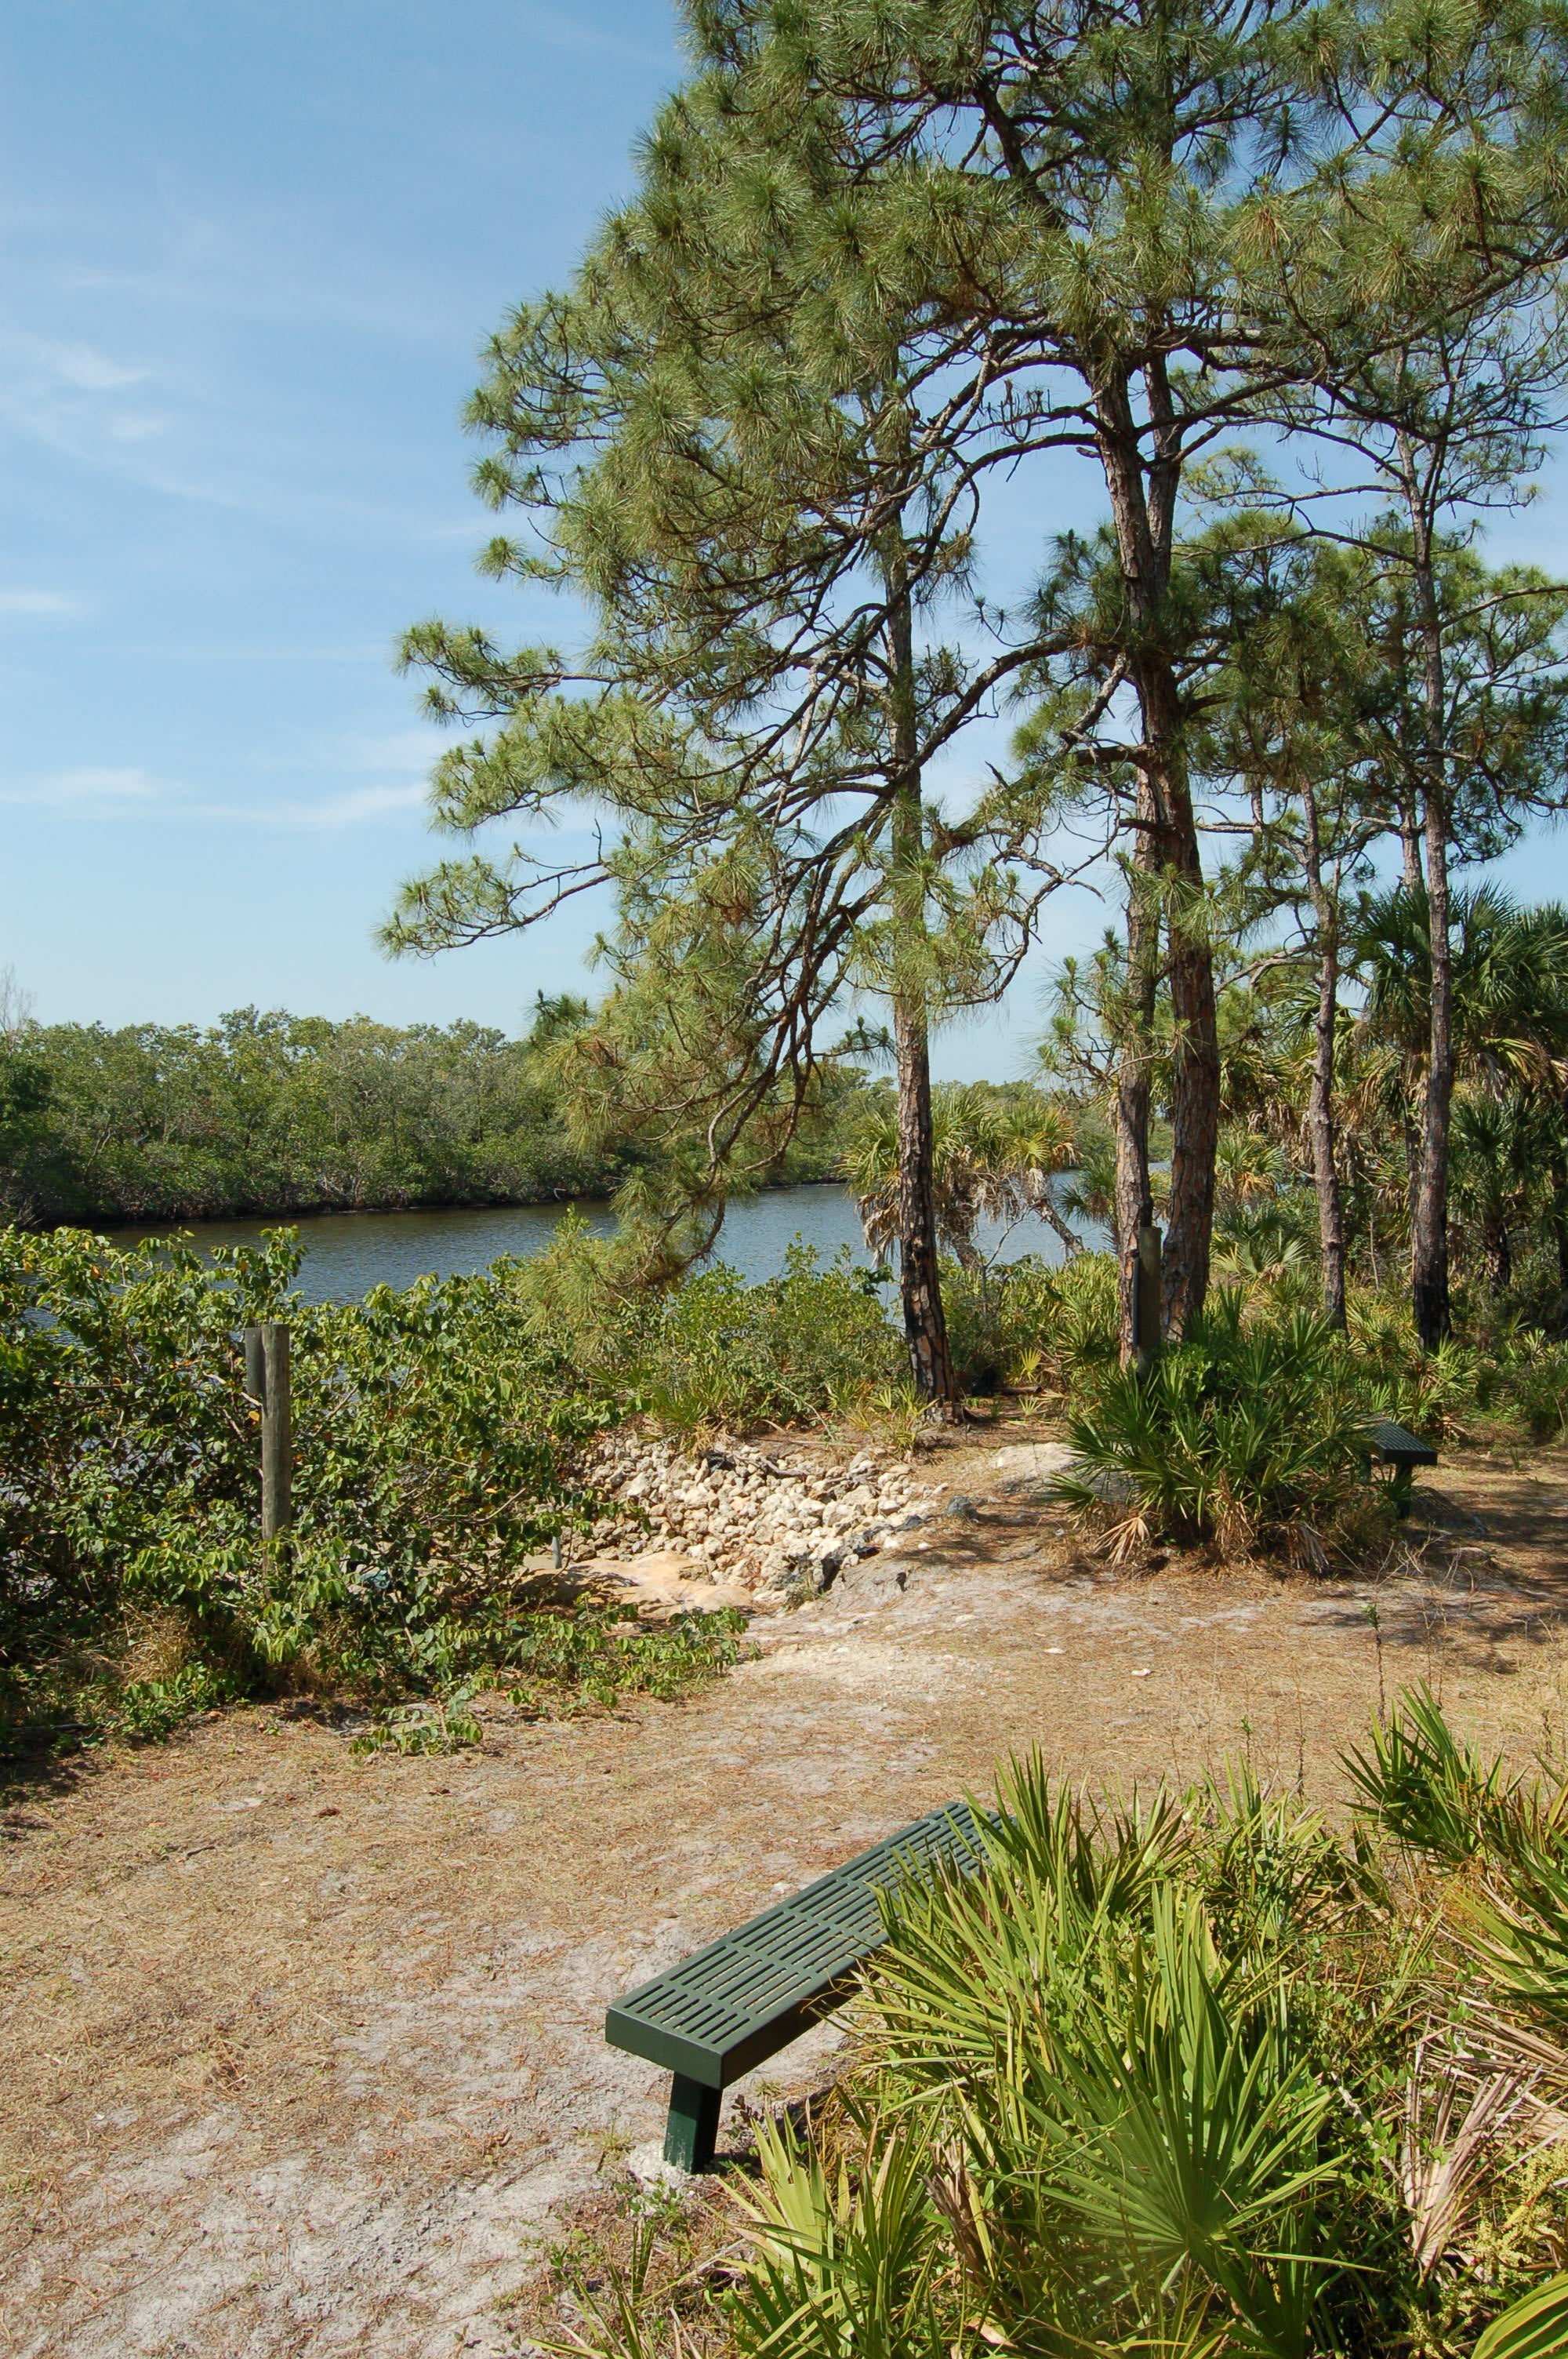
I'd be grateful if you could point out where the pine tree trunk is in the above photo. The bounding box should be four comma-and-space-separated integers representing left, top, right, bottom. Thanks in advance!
1414, 790, 1454, 1347
1301, 784, 1346, 1328
1407, 494, 1454, 1351
1152, 699, 1218, 1342
1399, 798, 1423, 895
893, 980, 956, 1400
885, 529, 960, 1411
1403, 1084, 1423, 1249
1114, 807, 1159, 1363
1392, 600, 1424, 895
1097, 369, 1218, 1346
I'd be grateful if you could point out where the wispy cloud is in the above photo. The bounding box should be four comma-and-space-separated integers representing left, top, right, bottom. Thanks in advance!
0, 763, 430, 830
0, 322, 258, 509
0, 325, 177, 478
5, 330, 153, 393
203, 782, 430, 830
0, 764, 165, 808
0, 588, 83, 618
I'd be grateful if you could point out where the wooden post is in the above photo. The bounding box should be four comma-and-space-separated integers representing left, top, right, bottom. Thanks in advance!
1132, 1223, 1163, 1375
243, 1321, 292, 1543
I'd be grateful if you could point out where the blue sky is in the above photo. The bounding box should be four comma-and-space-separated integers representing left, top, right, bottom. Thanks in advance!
4, 2, 1566, 1078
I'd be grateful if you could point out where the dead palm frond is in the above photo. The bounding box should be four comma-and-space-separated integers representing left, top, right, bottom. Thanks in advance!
1399, 2046, 1529, 2279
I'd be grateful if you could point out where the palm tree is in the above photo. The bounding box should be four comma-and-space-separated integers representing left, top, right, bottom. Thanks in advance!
843, 1087, 1081, 1270
1356, 888, 1568, 1299
1450, 1091, 1542, 1296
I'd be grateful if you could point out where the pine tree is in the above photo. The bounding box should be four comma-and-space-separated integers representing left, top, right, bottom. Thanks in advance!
677, 0, 1381, 1344
1255, 2, 1568, 1341
384, 81, 1069, 1401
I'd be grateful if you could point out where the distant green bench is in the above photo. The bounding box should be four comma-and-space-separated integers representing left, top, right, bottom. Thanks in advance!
1362, 1419, 1439, 1514
604, 1802, 992, 2170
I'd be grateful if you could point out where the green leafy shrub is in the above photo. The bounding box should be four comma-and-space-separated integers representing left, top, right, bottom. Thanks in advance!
1345, 1684, 1568, 2035
0, 1224, 629, 1740
1342, 1292, 1483, 1438
1341, 1285, 1568, 1442
1492, 1336, 1568, 1439
350, 1687, 485, 1757
0, 1222, 890, 1745
111, 1660, 237, 1743
940, 1250, 1119, 1398
505, 1602, 750, 1714
634, 1243, 902, 1430
1344, 1682, 1568, 1867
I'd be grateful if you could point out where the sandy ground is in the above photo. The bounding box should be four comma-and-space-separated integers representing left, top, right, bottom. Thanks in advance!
5, 1427, 1568, 2358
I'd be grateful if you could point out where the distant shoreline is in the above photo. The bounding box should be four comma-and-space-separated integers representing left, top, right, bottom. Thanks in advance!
39, 1172, 845, 1238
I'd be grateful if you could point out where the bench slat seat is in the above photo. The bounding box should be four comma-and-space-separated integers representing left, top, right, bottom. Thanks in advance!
1358, 1419, 1438, 1518
1367, 1419, 1439, 1470
605, 1800, 990, 2169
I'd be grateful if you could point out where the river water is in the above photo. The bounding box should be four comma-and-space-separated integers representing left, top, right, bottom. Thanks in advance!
121, 1186, 1079, 1305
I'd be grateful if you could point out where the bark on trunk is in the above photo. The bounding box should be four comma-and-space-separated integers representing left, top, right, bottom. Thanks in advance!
1150, 685, 1218, 1342
1408, 500, 1454, 1351
1551, 1153, 1568, 1296
1301, 783, 1346, 1328
886, 536, 960, 1410
1483, 1215, 1513, 1298
1399, 800, 1423, 896
1402, 1084, 1423, 1249
1096, 367, 1219, 1347
893, 982, 957, 1400
1114, 805, 1159, 1365
1390, 598, 1424, 895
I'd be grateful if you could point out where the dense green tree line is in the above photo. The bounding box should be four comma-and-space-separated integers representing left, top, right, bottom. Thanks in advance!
0, 998, 631, 1225
0, 993, 863, 1229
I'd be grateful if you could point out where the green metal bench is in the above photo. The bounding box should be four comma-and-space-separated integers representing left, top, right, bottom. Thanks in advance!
1363, 1419, 1439, 1514
604, 1801, 991, 2170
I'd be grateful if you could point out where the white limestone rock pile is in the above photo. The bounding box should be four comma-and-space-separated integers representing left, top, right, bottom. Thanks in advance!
584, 1434, 942, 1601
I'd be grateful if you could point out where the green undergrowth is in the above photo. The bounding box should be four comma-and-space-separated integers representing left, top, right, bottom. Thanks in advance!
7, 1210, 1568, 1754
524, 1223, 907, 1430
26, 1601, 753, 1761
556, 1692, 1568, 2359
942, 1249, 1568, 1446
503, 1600, 752, 1714
349, 1685, 488, 1757
345, 1605, 753, 1754
1047, 1295, 1389, 1564
0, 1223, 736, 1756
969, 1264, 1568, 1564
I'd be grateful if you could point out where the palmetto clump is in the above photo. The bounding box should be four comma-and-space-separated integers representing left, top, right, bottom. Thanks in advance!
1046, 1295, 1373, 1561
713, 1712, 1568, 2359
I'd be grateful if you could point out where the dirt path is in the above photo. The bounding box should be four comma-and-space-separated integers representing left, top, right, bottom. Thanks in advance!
5, 1432, 1568, 2358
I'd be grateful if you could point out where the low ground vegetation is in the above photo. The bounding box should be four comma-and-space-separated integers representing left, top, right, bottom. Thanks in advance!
7, 1214, 1568, 1755
0, 1223, 740, 1752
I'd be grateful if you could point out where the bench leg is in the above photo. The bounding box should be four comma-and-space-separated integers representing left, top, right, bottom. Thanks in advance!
664, 2073, 721, 2172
